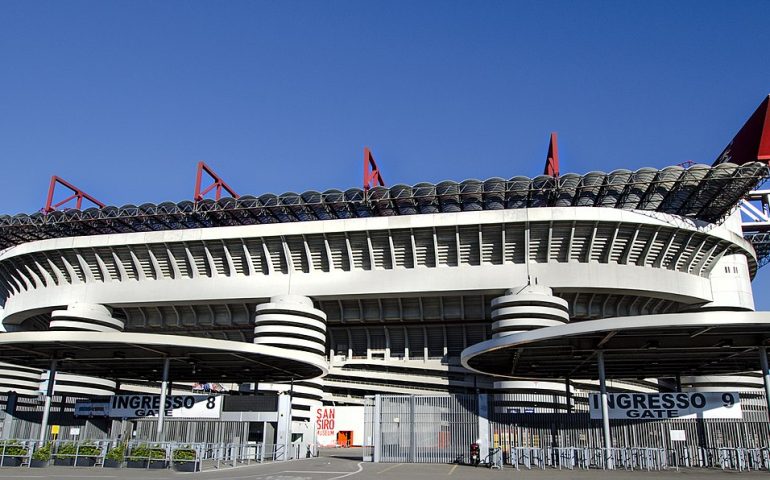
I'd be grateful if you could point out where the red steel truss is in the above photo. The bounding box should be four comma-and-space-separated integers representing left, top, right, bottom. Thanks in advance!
543, 132, 560, 177
43, 176, 105, 213
363, 147, 385, 191
714, 95, 770, 166
194, 161, 239, 201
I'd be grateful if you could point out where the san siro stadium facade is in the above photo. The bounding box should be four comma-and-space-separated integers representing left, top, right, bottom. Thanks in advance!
1, 96, 770, 451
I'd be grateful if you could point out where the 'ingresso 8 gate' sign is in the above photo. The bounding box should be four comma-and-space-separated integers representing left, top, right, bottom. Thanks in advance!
589, 392, 742, 419
75, 395, 222, 418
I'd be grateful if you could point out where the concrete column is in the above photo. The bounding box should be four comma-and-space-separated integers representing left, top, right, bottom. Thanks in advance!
565, 378, 572, 413
372, 394, 381, 463
409, 395, 416, 463
156, 357, 170, 440
597, 351, 612, 469
287, 378, 294, 458
2, 391, 18, 440
477, 393, 490, 463
275, 393, 292, 460
760, 347, 770, 421
39, 359, 57, 443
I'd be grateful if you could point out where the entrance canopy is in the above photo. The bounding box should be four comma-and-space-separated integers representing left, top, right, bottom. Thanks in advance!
0, 331, 327, 382
462, 312, 770, 380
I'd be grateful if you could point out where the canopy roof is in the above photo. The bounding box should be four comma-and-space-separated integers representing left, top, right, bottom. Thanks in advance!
0, 162, 766, 254
462, 312, 770, 380
0, 331, 327, 382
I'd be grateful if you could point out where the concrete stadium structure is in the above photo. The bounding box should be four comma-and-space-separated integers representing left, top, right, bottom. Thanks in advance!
1, 96, 770, 448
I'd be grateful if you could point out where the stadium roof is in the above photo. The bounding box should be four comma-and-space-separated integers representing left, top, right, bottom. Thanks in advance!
0, 161, 767, 253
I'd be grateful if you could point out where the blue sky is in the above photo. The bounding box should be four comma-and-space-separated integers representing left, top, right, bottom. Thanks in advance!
1, 1, 770, 305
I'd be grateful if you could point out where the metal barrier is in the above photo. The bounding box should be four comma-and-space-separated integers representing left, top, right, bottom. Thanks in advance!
0, 440, 35, 467
507, 447, 672, 471
692, 447, 770, 471
0, 439, 317, 470
486, 447, 502, 469
503, 446, 770, 471
509, 447, 546, 470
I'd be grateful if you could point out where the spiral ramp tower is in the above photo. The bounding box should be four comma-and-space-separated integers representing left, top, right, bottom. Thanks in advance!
485, 286, 666, 411
49, 303, 126, 332
0, 305, 120, 399
488, 285, 574, 411
0, 362, 43, 397
490, 285, 569, 337
45, 304, 121, 396
253, 295, 327, 423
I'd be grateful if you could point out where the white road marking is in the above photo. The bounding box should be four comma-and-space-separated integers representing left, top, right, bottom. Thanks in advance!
376, 463, 403, 474
327, 461, 364, 479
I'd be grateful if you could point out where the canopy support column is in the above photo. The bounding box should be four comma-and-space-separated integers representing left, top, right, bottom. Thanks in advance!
597, 351, 612, 469
39, 359, 57, 443
760, 347, 770, 421
156, 357, 170, 441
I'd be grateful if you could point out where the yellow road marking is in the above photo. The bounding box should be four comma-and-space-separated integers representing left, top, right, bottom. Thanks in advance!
377, 463, 404, 474
448, 464, 458, 475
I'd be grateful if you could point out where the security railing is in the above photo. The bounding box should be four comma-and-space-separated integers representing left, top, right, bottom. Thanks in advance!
504, 446, 770, 471
0, 440, 35, 467
0, 439, 317, 471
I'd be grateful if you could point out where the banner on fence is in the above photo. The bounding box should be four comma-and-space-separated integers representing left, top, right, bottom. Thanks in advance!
76, 395, 222, 418
589, 392, 742, 420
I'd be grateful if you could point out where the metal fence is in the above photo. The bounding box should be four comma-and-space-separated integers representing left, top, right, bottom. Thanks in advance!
0, 439, 316, 470
365, 392, 770, 470
368, 395, 479, 463
1, 394, 109, 441
133, 418, 249, 444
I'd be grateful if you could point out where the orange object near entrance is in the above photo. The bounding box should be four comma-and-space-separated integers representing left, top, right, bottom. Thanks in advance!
337, 430, 352, 447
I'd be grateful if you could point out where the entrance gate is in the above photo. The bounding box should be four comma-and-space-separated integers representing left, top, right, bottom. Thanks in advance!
365, 395, 479, 463
365, 391, 770, 467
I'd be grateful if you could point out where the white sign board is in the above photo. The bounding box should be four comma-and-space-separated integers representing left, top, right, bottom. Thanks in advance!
670, 430, 686, 442
589, 392, 741, 420
315, 406, 336, 447
110, 395, 221, 418
313, 406, 365, 447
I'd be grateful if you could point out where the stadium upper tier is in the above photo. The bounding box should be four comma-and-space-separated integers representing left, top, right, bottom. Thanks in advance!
0, 161, 766, 251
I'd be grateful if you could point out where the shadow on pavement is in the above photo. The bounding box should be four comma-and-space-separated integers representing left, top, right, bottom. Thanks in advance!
319, 447, 364, 461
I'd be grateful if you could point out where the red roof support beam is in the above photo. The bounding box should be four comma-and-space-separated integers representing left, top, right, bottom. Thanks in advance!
363, 147, 386, 191
194, 161, 239, 202
43, 176, 105, 213
543, 132, 560, 177
714, 94, 770, 166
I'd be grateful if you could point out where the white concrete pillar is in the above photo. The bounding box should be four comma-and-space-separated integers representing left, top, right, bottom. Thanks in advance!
597, 351, 612, 469
39, 359, 57, 443
156, 357, 170, 440
760, 347, 770, 422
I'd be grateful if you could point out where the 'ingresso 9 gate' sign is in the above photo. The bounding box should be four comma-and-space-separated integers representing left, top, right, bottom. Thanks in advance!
589, 392, 742, 420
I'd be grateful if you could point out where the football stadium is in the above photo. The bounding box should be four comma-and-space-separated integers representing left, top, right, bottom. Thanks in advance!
0, 96, 769, 471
